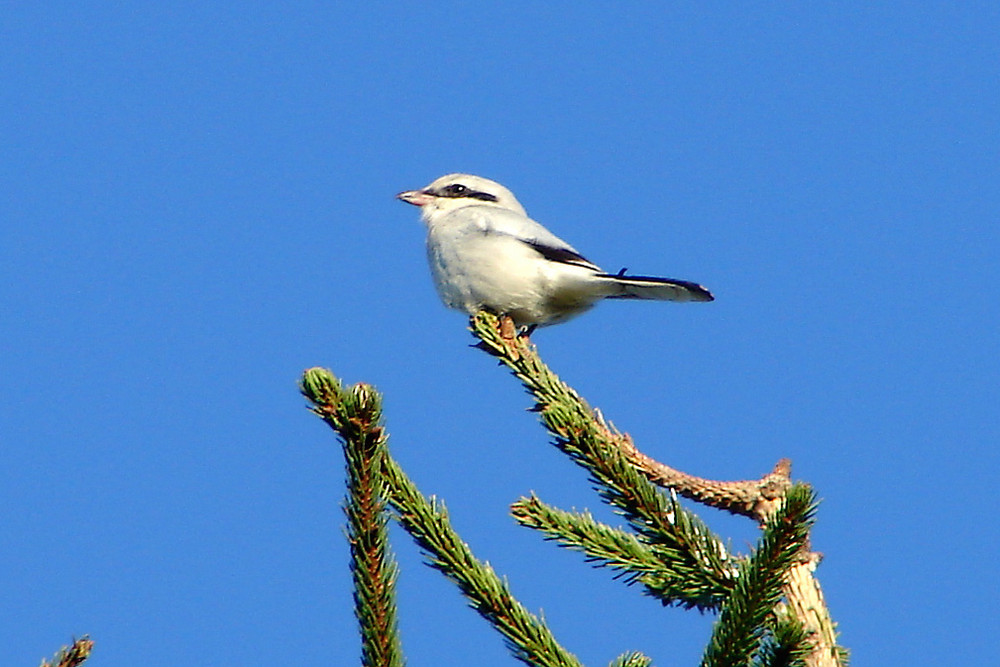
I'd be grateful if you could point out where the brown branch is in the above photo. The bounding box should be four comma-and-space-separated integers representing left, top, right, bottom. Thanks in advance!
781, 553, 847, 667
618, 435, 792, 521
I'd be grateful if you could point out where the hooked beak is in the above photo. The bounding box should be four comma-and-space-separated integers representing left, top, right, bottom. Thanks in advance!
396, 189, 434, 207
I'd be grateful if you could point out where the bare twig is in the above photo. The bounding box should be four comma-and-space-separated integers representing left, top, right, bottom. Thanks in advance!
616, 435, 791, 521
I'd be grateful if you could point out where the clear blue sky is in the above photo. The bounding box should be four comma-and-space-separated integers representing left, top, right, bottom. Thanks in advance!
3, 4, 997, 665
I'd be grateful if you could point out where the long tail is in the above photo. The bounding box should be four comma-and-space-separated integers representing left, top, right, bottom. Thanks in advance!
597, 273, 714, 302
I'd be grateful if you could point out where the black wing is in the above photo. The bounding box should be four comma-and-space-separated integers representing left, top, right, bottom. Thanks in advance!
521, 239, 600, 270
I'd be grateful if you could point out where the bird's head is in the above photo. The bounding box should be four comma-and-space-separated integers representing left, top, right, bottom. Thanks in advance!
396, 173, 527, 219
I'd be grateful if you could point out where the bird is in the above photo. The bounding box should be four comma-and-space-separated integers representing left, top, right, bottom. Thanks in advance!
397, 173, 713, 331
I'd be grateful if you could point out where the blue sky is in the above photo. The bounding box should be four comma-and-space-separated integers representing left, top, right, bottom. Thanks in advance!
3, 4, 998, 665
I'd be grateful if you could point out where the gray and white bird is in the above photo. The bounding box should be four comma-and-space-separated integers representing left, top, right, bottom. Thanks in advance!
397, 173, 713, 329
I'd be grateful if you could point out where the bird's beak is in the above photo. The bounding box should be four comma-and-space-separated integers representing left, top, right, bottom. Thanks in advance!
396, 189, 434, 207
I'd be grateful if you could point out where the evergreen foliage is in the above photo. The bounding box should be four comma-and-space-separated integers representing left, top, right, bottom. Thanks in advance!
301, 370, 403, 667
301, 312, 845, 666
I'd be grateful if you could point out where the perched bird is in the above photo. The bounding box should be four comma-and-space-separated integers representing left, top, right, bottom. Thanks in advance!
397, 173, 713, 330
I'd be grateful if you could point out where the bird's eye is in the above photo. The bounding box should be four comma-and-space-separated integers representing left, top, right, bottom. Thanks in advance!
442, 184, 469, 196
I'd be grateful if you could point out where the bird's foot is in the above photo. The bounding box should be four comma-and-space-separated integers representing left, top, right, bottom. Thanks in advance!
498, 315, 522, 361
499, 314, 517, 340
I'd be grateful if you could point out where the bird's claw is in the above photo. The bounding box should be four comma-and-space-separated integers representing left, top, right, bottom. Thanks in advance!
498, 315, 522, 361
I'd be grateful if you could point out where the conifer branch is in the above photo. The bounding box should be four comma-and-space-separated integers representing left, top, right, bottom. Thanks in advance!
472, 313, 736, 607
469, 312, 791, 521
39, 637, 93, 667
303, 367, 585, 667
701, 485, 816, 667
380, 451, 584, 667
301, 369, 403, 667
511, 493, 733, 610
470, 312, 846, 666
301, 315, 846, 666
